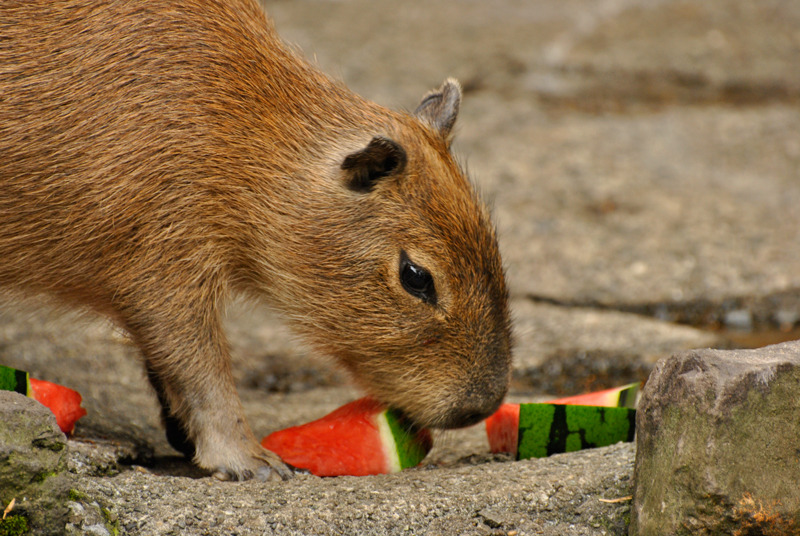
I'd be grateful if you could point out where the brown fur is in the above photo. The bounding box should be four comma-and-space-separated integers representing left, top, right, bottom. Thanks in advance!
0, 0, 512, 481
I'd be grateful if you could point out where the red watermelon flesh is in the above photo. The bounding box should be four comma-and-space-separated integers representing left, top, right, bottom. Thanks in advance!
29, 377, 87, 435
261, 397, 432, 477
484, 402, 520, 454
546, 383, 639, 407
486, 382, 640, 454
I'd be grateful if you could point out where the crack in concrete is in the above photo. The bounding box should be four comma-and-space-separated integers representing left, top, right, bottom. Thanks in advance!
524, 288, 800, 333
532, 65, 800, 113
512, 348, 652, 395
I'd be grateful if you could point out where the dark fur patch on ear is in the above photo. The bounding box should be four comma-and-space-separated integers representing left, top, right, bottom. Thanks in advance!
342, 137, 407, 193
414, 78, 461, 139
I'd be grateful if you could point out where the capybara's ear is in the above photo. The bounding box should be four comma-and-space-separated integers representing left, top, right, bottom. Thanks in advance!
341, 136, 407, 193
414, 78, 461, 140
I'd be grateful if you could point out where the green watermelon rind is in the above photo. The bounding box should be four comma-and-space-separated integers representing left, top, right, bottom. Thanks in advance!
0, 365, 31, 397
615, 382, 640, 409
376, 411, 402, 472
517, 404, 636, 460
384, 409, 429, 470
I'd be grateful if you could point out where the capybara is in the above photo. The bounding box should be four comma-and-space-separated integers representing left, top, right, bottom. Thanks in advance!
0, 0, 512, 480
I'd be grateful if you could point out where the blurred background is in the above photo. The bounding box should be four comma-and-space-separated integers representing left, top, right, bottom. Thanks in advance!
262, 0, 800, 395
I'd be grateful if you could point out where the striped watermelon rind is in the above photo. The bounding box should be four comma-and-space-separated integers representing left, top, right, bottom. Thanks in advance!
0, 365, 31, 397
383, 409, 432, 470
517, 404, 636, 459
486, 382, 641, 457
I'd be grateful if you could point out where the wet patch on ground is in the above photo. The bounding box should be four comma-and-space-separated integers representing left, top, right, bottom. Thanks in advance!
525, 288, 800, 332
512, 350, 652, 396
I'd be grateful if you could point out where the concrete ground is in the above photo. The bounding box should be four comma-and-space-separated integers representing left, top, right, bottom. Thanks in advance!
1, 0, 799, 534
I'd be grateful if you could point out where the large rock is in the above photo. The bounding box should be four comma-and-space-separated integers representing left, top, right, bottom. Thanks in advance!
631, 340, 800, 535
0, 391, 70, 535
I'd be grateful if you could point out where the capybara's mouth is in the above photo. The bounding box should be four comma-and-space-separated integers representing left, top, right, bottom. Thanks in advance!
428, 405, 500, 430
385, 407, 434, 450
398, 395, 505, 431
385, 406, 427, 433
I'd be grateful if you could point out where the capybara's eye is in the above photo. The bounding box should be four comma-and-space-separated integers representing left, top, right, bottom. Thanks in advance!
399, 251, 437, 305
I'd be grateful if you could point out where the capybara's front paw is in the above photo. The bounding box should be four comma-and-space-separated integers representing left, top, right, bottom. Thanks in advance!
210, 444, 294, 482
193, 424, 294, 482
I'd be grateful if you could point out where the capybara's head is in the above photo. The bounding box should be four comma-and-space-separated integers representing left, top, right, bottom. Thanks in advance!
270, 80, 511, 429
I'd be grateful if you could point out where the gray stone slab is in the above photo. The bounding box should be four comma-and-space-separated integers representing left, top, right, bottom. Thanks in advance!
267, 0, 800, 113
558, 0, 800, 109
511, 299, 717, 371
74, 442, 636, 536
481, 105, 800, 310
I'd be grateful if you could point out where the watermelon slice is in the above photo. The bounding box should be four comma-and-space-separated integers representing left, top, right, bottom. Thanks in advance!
485, 402, 520, 455
486, 382, 639, 457
261, 397, 432, 477
546, 383, 639, 408
0, 365, 87, 435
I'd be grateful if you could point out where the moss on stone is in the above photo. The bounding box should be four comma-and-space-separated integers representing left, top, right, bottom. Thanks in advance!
67, 489, 91, 503
31, 436, 66, 453
31, 469, 59, 484
100, 506, 120, 536
0, 515, 29, 536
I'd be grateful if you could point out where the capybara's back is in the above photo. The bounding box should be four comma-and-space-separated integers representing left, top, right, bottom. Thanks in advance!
0, 0, 512, 481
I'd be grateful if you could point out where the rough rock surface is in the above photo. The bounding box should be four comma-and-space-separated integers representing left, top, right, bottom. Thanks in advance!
0, 391, 69, 535
76, 442, 635, 536
631, 341, 800, 535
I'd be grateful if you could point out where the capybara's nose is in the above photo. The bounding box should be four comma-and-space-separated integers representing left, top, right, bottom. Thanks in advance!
446, 406, 498, 429
435, 370, 509, 429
